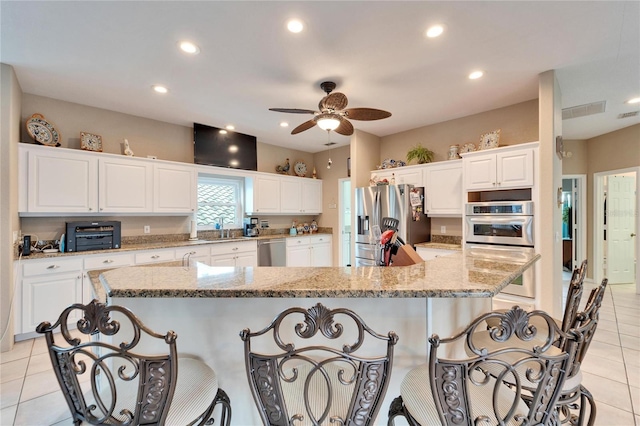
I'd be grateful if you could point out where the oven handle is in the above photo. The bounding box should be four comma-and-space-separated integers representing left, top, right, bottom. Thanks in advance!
466, 216, 530, 225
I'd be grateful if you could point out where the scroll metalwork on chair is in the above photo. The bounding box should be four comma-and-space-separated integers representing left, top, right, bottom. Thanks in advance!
240, 302, 398, 426
388, 306, 578, 426
36, 299, 231, 426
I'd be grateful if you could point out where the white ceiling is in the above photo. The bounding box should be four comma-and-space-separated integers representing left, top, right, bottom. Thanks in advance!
1, 1, 638, 153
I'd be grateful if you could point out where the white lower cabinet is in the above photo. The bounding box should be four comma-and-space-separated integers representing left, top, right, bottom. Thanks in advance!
175, 246, 211, 265
210, 240, 257, 266
19, 258, 84, 335
415, 247, 458, 261
286, 235, 333, 267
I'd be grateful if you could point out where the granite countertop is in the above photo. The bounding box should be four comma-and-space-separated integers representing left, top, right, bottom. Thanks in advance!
92, 250, 540, 300
414, 242, 462, 251
20, 232, 331, 260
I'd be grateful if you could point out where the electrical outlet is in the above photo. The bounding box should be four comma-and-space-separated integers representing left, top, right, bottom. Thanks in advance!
440, 225, 446, 234
144, 225, 151, 234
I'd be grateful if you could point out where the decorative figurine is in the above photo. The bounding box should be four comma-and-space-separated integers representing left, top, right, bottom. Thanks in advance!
276, 158, 290, 174
123, 139, 134, 156
312, 166, 317, 179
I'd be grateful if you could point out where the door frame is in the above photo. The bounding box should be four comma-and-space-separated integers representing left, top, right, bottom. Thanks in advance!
593, 167, 639, 290
562, 174, 587, 274
337, 177, 351, 267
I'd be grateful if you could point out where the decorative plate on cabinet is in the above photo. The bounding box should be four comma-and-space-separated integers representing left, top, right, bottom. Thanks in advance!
294, 161, 307, 177
479, 129, 501, 150
25, 113, 61, 146
80, 132, 103, 152
460, 143, 476, 153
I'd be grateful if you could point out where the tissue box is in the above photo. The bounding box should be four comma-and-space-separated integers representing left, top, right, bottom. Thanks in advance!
391, 245, 424, 266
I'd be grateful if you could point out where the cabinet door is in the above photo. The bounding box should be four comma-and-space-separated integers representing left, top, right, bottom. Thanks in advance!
464, 154, 497, 190
27, 148, 98, 213
99, 158, 153, 213
395, 169, 423, 187
235, 251, 258, 267
154, 163, 196, 213
311, 243, 332, 267
253, 176, 281, 213
425, 162, 463, 216
209, 254, 237, 267
301, 180, 322, 214
280, 179, 303, 213
497, 149, 534, 188
22, 273, 82, 333
286, 245, 311, 267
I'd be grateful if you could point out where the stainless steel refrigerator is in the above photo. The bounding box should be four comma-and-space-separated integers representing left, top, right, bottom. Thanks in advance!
354, 184, 431, 266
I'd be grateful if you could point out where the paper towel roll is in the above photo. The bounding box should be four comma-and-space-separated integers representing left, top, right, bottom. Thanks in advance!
189, 220, 198, 240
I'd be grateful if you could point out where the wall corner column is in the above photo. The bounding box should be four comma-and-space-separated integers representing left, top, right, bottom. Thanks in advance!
538, 70, 563, 318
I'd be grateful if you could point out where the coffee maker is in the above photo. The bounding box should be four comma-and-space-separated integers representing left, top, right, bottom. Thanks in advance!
244, 217, 260, 237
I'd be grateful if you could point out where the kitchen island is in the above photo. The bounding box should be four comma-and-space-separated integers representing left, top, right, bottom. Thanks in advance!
92, 250, 539, 425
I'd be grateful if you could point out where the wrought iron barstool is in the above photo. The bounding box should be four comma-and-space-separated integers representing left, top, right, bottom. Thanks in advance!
240, 302, 398, 426
387, 306, 578, 426
36, 299, 231, 425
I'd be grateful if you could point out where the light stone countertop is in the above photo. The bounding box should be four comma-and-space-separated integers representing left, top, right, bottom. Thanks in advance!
93, 250, 540, 300
414, 242, 462, 251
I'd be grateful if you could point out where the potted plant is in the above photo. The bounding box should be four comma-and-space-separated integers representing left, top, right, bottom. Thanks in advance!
406, 144, 434, 164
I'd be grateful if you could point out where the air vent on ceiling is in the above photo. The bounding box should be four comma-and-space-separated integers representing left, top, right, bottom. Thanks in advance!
618, 111, 639, 119
324, 142, 337, 146
562, 101, 606, 120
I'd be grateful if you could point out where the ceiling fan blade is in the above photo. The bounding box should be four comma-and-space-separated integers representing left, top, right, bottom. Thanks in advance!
291, 119, 317, 134
343, 108, 392, 121
269, 108, 316, 114
334, 117, 354, 136
319, 92, 348, 111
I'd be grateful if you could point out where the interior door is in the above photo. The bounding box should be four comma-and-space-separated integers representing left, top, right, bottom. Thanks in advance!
607, 175, 636, 283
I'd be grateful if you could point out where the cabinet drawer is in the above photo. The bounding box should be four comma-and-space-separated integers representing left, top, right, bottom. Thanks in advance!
286, 237, 310, 247
175, 246, 210, 259
209, 240, 257, 256
134, 249, 175, 264
23, 258, 83, 277
310, 235, 331, 244
84, 252, 134, 270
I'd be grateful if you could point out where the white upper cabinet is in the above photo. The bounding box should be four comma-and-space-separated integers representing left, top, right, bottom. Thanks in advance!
246, 175, 281, 214
19, 144, 197, 215
153, 163, 196, 213
463, 145, 535, 190
424, 160, 463, 216
24, 146, 98, 213
371, 166, 423, 187
98, 157, 153, 213
246, 174, 322, 215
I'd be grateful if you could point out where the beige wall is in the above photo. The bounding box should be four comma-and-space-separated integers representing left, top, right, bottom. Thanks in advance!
561, 139, 588, 175
585, 124, 640, 278
22, 94, 194, 162
313, 145, 351, 266
1, 64, 22, 351
256, 142, 316, 175
380, 99, 539, 165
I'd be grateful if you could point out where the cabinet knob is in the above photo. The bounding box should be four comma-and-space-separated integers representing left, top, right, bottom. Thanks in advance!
100, 208, 104, 211
103, 259, 114, 264
88, 208, 93, 211
232, 247, 238, 251
47, 265, 60, 269
151, 255, 160, 259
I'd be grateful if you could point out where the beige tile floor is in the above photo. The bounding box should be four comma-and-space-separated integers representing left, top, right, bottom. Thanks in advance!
0, 282, 638, 425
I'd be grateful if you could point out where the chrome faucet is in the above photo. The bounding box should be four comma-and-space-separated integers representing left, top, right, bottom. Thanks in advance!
218, 217, 230, 239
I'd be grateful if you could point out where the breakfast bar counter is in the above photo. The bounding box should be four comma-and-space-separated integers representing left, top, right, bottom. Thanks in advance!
92, 251, 540, 425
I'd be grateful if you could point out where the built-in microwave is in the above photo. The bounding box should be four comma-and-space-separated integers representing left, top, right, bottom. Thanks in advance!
465, 201, 534, 247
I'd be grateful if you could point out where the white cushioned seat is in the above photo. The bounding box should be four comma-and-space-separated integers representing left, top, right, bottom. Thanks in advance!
400, 363, 530, 426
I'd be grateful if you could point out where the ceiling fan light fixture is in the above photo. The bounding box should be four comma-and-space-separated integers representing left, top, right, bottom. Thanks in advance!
316, 114, 341, 131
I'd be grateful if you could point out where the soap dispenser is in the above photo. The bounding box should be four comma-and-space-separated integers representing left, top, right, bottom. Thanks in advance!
290, 221, 297, 236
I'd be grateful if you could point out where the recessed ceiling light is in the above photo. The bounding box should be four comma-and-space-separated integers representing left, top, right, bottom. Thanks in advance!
152, 85, 168, 94
287, 19, 304, 33
627, 97, 640, 104
426, 25, 444, 38
468, 70, 484, 80
225, 125, 235, 130
280, 122, 289, 127
178, 41, 200, 55
219, 129, 228, 134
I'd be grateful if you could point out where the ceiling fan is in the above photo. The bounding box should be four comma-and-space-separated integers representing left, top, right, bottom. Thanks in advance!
269, 81, 392, 136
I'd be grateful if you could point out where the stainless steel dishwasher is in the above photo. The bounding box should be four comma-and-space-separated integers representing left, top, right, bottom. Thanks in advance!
257, 238, 286, 266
